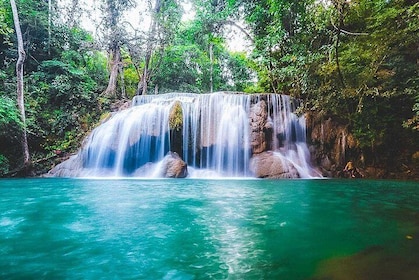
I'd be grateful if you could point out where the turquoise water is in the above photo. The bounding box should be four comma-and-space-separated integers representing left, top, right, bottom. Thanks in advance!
0, 179, 418, 279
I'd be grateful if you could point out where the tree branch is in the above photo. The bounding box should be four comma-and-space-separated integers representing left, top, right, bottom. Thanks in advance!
221, 20, 254, 43
330, 16, 369, 36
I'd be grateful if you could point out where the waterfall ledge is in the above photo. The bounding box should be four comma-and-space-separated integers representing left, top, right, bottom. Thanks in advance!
48, 92, 321, 179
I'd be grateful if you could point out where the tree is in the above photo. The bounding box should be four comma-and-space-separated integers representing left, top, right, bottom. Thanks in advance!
100, 0, 135, 98
134, 0, 182, 95
10, 0, 30, 168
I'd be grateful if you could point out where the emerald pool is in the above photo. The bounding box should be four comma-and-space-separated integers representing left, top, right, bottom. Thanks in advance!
0, 178, 418, 279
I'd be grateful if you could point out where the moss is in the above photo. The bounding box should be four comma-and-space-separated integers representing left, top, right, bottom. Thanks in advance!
99, 112, 112, 124
169, 101, 183, 131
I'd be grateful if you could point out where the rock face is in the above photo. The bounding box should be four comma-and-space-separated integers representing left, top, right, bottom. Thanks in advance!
307, 115, 358, 177
46, 154, 83, 177
249, 99, 270, 154
159, 152, 188, 178
250, 151, 299, 179
47, 152, 188, 178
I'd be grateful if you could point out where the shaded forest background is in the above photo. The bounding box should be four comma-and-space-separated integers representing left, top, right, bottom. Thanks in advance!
0, 0, 418, 177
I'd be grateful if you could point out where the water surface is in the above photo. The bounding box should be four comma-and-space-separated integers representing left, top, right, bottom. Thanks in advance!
0, 179, 418, 279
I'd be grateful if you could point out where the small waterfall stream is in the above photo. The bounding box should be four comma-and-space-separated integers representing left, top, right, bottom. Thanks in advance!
51, 92, 320, 178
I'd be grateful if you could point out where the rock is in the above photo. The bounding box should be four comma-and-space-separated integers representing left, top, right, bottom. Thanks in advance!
249, 99, 269, 154
250, 151, 299, 179
169, 101, 183, 131
131, 153, 188, 178
110, 99, 131, 112
160, 152, 188, 178
46, 154, 83, 177
307, 115, 357, 177
312, 246, 419, 280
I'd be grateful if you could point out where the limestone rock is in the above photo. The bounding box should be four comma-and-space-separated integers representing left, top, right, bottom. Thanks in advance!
46, 154, 83, 177
250, 151, 299, 179
249, 99, 269, 154
160, 152, 188, 178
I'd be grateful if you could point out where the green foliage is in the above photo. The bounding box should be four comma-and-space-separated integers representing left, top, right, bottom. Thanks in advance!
169, 101, 183, 131
0, 96, 23, 170
0, 153, 9, 175
156, 43, 206, 93
123, 66, 139, 99
0, 4, 12, 44
26, 53, 101, 153
236, 0, 419, 166
0, 96, 22, 135
403, 92, 419, 131
219, 51, 255, 92
153, 17, 255, 93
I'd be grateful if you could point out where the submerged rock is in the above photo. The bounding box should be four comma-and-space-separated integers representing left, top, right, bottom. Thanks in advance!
249, 151, 299, 179
311, 246, 419, 280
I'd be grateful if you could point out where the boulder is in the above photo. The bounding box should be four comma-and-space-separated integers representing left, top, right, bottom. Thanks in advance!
160, 152, 188, 178
250, 151, 299, 179
46, 154, 83, 177
249, 99, 269, 154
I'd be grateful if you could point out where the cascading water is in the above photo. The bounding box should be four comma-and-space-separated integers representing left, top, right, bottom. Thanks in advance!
175, 94, 251, 177
50, 92, 320, 178
83, 102, 172, 177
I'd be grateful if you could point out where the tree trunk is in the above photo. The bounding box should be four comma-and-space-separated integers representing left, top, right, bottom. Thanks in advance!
48, 0, 52, 56
136, 0, 161, 95
119, 59, 126, 99
332, 0, 346, 88
103, 45, 122, 97
209, 43, 214, 92
139, 52, 150, 95
10, 0, 31, 169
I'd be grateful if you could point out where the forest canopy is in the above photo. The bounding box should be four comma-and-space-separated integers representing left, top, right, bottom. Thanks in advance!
0, 0, 418, 176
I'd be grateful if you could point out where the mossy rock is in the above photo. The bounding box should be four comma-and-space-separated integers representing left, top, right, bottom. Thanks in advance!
169, 101, 183, 131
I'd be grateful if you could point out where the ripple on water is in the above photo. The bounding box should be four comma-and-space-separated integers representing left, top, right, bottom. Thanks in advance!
0, 216, 25, 233
65, 221, 94, 233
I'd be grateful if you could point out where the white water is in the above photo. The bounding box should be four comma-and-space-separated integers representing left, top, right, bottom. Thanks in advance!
67, 92, 319, 178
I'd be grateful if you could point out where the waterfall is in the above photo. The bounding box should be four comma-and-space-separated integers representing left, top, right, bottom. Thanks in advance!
51, 92, 320, 178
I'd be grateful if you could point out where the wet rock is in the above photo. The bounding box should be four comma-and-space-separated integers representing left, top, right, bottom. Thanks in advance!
46, 154, 83, 177
249, 99, 269, 154
169, 101, 183, 131
250, 151, 299, 179
311, 245, 419, 280
160, 152, 188, 178
307, 115, 357, 177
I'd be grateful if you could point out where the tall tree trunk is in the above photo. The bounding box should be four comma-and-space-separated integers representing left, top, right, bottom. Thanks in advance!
103, 45, 122, 97
119, 60, 126, 99
48, 0, 52, 56
136, 0, 161, 95
332, 0, 346, 88
209, 43, 214, 93
10, 0, 31, 168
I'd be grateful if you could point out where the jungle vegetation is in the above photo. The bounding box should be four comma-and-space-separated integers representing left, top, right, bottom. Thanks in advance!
0, 0, 417, 176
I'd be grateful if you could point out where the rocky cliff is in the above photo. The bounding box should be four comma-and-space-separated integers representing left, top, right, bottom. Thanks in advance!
306, 113, 419, 179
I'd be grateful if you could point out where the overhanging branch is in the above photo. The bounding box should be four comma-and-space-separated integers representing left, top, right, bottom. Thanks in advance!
221, 20, 254, 43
